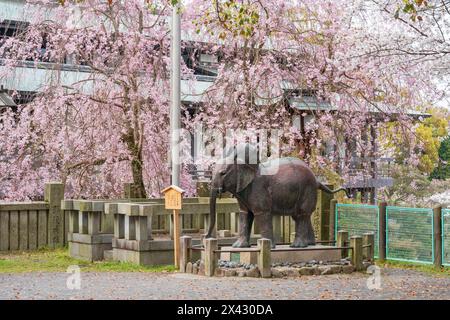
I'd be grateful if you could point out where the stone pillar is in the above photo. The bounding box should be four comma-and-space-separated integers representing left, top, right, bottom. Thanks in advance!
114, 214, 125, 239
135, 216, 148, 241
44, 182, 64, 247
257, 238, 271, 278
433, 206, 442, 268
123, 183, 141, 199
319, 185, 334, 240
363, 232, 375, 261
378, 201, 387, 262
180, 236, 192, 272
69, 211, 79, 234
351, 236, 363, 271
125, 216, 136, 240
272, 216, 282, 244
230, 212, 239, 234
329, 199, 337, 241
79, 212, 88, 234
88, 212, 100, 235
204, 238, 218, 277
196, 181, 210, 197
337, 230, 348, 258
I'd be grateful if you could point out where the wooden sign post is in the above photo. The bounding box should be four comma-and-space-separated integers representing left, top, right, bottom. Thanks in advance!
162, 185, 185, 268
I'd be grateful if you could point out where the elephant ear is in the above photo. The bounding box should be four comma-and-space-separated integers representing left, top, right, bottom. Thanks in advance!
236, 164, 257, 193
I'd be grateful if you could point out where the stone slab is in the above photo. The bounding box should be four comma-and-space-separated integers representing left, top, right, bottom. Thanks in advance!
69, 241, 112, 262
220, 245, 341, 264
69, 232, 113, 244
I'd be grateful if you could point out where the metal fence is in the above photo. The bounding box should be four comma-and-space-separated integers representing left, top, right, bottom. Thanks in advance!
443, 209, 450, 267
335, 204, 379, 257
386, 206, 434, 264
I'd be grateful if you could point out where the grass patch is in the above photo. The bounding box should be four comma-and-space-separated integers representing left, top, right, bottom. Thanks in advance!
0, 248, 177, 273
376, 259, 450, 277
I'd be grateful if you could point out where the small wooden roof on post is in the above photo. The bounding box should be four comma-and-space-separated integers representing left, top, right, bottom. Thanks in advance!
161, 185, 185, 194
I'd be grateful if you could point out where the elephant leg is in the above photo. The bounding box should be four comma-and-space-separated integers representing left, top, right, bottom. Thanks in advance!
232, 211, 254, 248
254, 213, 275, 248
305, 214, 316, 245
291, 215, 309, 248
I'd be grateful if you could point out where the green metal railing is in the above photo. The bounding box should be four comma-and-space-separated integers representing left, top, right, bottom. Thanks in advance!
386, 206, 434, 264
335, 203, 379, 257
443, 209, 450, 267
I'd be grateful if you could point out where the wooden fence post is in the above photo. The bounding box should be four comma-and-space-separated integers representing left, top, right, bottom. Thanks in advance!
378, 201, 387, 262
204, 238, 218, 277
363, 232, 375, 261
180, 236, 192, 272
351, 235, 363, 271
257, 238, 271, 278
329, 199, 337, 242
337, 230, 348, 258
433, 206, 442, 268
44, 182, 64, 247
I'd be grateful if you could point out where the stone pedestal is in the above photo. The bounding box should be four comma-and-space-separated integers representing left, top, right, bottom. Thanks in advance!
219, 245, 341, 264
68, 233, 113, 261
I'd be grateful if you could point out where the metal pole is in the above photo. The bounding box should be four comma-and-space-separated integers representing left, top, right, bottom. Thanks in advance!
170, 2, 181, 187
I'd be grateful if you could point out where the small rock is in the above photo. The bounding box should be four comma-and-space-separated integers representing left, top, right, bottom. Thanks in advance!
246, 267, 260, 278
215, 268, 224, 277
224, 269, 237, 277
298, 267, 315, 276
318, 265, 342, 275
342, 265, 355, 274
186, 262, 193, 274
270, 268, 284, 278
285, 268, 300, 277
192, 263, 198, 274
237, 270, 246, 277
198, 261, 205, 275
363, 261, 372, 270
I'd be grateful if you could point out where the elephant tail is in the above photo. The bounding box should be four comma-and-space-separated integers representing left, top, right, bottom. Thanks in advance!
317, 182, 351, 198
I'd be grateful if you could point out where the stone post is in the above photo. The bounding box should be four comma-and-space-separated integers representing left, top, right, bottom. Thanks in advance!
114, 214, 125, 239
68, 211, 79, 234
79, 212, 88, 234
135, 216, 148, 241
272, 216, 282, 244
88, 212, 100, 235
123, 183, 140, 199
350, 235, 363, 271
257, 238, 271, 278
363, 232, 375, 261
329, 199, 338, 241
125, 216, 136, 240
180, 236, 192, 272
433, 206, 442, 268
204, 238, 218, 277
44, 182, 64, 247
378, 201, 387, 262
337, 230, 348, 258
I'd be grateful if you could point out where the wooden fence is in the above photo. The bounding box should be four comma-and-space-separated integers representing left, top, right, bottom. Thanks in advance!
0, 183, 65, 251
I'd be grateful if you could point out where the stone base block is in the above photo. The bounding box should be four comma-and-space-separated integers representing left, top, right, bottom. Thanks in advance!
103, 250, 113, 261
220, 245, 341, 264
69, 241, 112, 262
113, 248, 173, 265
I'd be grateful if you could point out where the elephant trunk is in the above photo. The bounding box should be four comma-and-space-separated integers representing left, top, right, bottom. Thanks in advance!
206, 187, 219, 238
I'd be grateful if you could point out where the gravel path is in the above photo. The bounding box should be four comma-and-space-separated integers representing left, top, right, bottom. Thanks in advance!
0, 267, 449, 300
